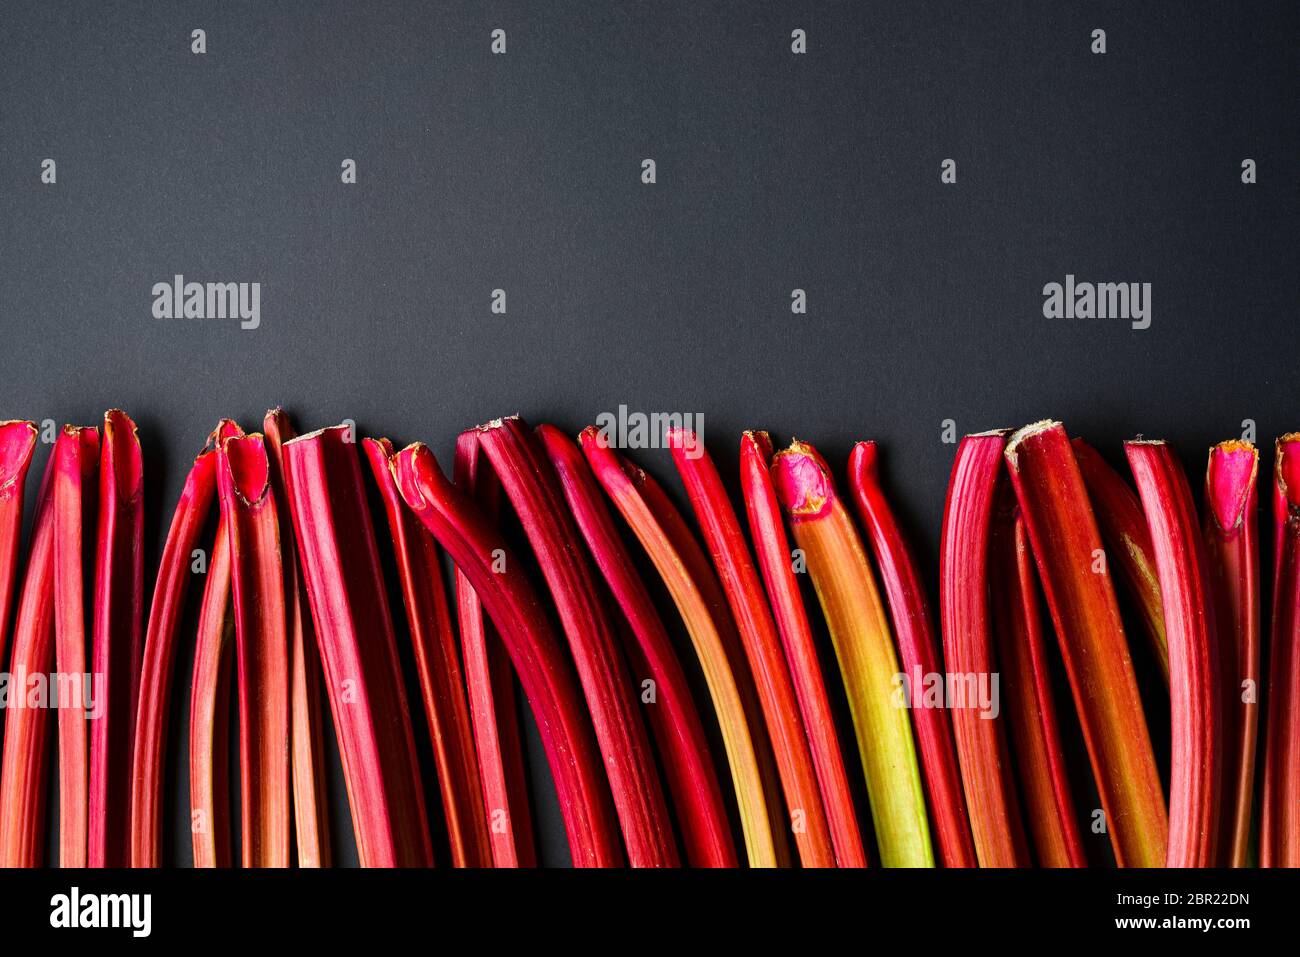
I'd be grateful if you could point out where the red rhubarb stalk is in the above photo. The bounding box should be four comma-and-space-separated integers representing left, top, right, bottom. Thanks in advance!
52, 424, 99, 868
475, 417, 677, 867
453, 432, 536, 866
130, 438, 218, 867
264, 410, 332, 868
0, 421, 37, 666
1203, 440, 1258, 867
848, 440, 976, 868
669, 427, 836, 867
0, 452, 56, 867
541, 424, 737, 868
283, 426, 433, 867
394, 441, 623, 866
1005, 421, 1167, 867
1126, 439, 1221, 868
364, 436, 492, 868
991, 501, 1087, 867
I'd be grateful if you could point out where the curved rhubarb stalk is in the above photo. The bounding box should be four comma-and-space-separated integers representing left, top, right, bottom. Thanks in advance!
393, 441, 622, 867
1263, 434, 1300, 867
130, 440, 218, 867
1072, 438, 1169, 680
453, 432, 536, 867
668, 428, 835, 867
939, 431, 1027, 867
90, 409, 145, 868
283, 426, 433, 867
1203, 440, 1258, 867
476, 417, 676, 867
540, 424, 737, 868
1126, 440, 1221, 868
773, 440, 934, 867
53, 424, 99, 868
0, 453, 56, 867
218, 433, 291, 867
0, 421, 38, 666
741, 431, 866, 868
365, 436, 491, 868
848, 440, 975, 868
991, 501, 1086, 867
264, 410, 331, 868
1005, 421, 1166, 867
580, 427, 783, 867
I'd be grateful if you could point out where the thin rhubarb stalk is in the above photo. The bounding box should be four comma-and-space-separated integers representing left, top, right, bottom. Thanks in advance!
365, 436, 491, 868
773, 440, 934, 867
0, 452, 56, 867
476, 416, 677, 867
1005, 421, 1167, 867
189, 507, 235, 868
741, 431, 866, 868
52, 424, 98, 868
394, 441, 622, 866
283, 426, 433, 867
1203, 440, 1259, 867
848, 440, 976, 868
1263, 434, 1300, 867
991, 501, 1086, 867
265, 410, 332, 868
1073, 438, 1169, 680
938, 431, 1028, 867
453, 432, 536, 867
1126, 439, 1221, 868
0, 421, 37, 666
218, 433, 291, 867
669, 427, 836, 867
130, 439, 218, 867
580, 426, 782, 867
89, 409, 144, 868
541, 424, 737, 868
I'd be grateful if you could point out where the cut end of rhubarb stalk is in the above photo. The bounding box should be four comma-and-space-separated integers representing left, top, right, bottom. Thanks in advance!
850, 440, 880, 481
770, 441, 834, 521
1003, 421, 1057, 470
102, 409, 143, 500
1276, 434, 1300, 512
0, 421, 38, 496
1206, 441, 1259, 532
222, 435, 271, 506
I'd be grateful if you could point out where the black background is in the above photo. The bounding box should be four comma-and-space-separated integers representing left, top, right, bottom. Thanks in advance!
0, 1, 1296, 869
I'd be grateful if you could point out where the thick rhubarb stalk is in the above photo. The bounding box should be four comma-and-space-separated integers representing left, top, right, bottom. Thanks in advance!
669, 428, 836, 867
1203, 440, 1258, 867
130, 440, 218, 867
283, 426, 433, 867
0, 421, 37, 666
773, 440, 934, 867
0, 453, 56, 867
364, 436, 491, 868
52, 424, 99, 867
991, 502, 1086, 867
1263, 434, 1300, 867
453, 432, 536, 866
848, 440, 976, 868
264, 410, 332, 868
581, 426, 783, 867
1126, 440, 1221, 868
1072, 438, 1169, 679
938, 431, 1028, 867
541, 424, 737, 868
90, 409, 144, 868
394, 441, 622, 866
475, 417, 677, 867
741, 431, 866, 867
1005, 421, 1167, 867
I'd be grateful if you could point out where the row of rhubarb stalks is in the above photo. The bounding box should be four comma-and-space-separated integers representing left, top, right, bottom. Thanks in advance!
0, 411, 1292, 868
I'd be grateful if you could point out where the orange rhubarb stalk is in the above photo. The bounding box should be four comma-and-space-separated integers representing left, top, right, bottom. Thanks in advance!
1005, 421, 1167, 867
365, 436, 491, 868
849, 440, 976, 868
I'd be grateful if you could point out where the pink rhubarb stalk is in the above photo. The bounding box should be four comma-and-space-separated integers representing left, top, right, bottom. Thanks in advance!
0, 421, 38, 667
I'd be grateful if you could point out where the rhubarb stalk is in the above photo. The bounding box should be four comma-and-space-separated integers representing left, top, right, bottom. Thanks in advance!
0, 421, 37, 666
1005, 421, 1167, 867
848, 440, 976, 868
